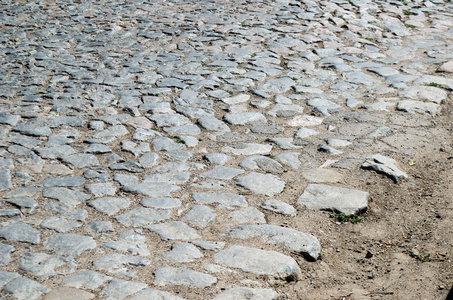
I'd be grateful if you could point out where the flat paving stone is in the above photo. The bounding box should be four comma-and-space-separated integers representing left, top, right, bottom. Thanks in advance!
128, 289, 183, 300
201, 166, 244, 179
41, 287, 94, 300
214, 245, 301, 281
115, 208, 171, 227
44, 234, 96, 257
222, 143, 272, 156
213, 286, 280, 300
235, 172, 285, 196
61, 271, 112, 290
225, 224, 322, 261
297, 184, 369, 215
192, 192, 248, 209
362, 154, 408, 183
146, 221, 200, 241
153, 266, 217, 288
183, 205, 216, 228
158, 242, 203, 263
2, 277, 50, 300
89, 197, 131, 216
101, 278, 147, 300
0, 169, 12, 191
43, 187, 91, 206
93, 253, 150, 278
0, 243, 15, 265
102, 231, 149, 256
0, 222, 40, 244
19, 253, 77, 278
261, 199, 296, 216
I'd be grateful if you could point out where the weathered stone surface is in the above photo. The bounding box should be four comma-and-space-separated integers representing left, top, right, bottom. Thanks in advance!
298, 184, 369, 215
201, 166, 244, 179
228, 207, 266, 224
0, 222, 40, 244
43, 187, 90, 206
62, 271, 112, 290
183, 205, 216, 228
44, 234, 96, 257
192, 192, 248, 208
115, 208, 171, 227
239, 156, 284, 174
0, 169, 12, 191
41, 287, 94, 300
261, 199, 296, 216
40, 217, 81, 233
0, 243, 15, 265
128, 289, 184, 300
93, 253, 150, 278
213, 286, 280, 300
153, 267, 217, 288
101, 279, 147, 300
146, 221, 200, 241
89, 197, 131, 216
224, 112, 267, 125
235, 172, 285, 196
214, 246, 301, 281
362, 154, 408, 183
19, 253, 77, 278
158, 242, 203, 263
222, 143, 272, 156
3, 277, 50, 300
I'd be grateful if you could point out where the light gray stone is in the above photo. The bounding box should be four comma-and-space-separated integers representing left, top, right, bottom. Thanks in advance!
89, 197, 131, 216
235, 172, 285, 196
139, 153, 159, 168
85, 221, 114, 235
192, 192, 248, 209
6, 197, 38, 214
0, 242, 14, 265
158, 242, 203, 263
41, 176, 85, 187
397, 100, 440, 116
101, 279, 147, 300
191, 240, 225, 251
153, 267, 217, 288
129, 289, 183, 300
204, 153, 231, 165
40, 217, 81, 233
201, 166, 244, 179
140, 197, 181, 209
261, 199, 296, 216
183, 205, 216, 228
0, 271, 19, 289
213, 286, 280, 300
43, 187, 91, 206
225, 224, 321, 260
0, 169, 12, 191
198, 116, 230, 132
362, 154, 408, 183
146, 221, 200, 241
214, 246, 301, 281
61, 154, 99, 168
297, 184, 369, 215
224, 112, 266, 126
115, 208, 171, 227
239, 156, 284, 174
62, 271, 112, 290
222, 143, 272, 156
229, 207, 266, 224
44, 234, 96, 257
94, 253, 150, 278
0, 222, 40, 244
102, 231, 149, 256
3, 277, 50, 300
143, 172, 191, 185
19, 253, 77, 278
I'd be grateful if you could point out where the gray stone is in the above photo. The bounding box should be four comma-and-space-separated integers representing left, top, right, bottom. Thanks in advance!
183, 205, 216, 228
149, 114, 191, 127
139, 153, 159, 168
141, 197, 181, 209
35, 145, 76, 158
94, 253, 150, 278
224, 112, 266, 125
109, 161, 145, 173
295, 127, 319, 139
129, 289, 183, 300
158, 242, 203, 263
0, 243, 14, 265
213, 286, 280, 300
153, 267, 217, 288
0, 114, 21, 126
239, 156, 284, 174
0, 222, 40, 244
62, 271, 112, 290
44, 234, 96, 257
235, 172, 285, 196
0, 169, 12, 191
93, 125, 129, 139
191, 240, 225, 251
268, 137, 304, 150
201, 166, 244, 180
225, 224, 321, 260
19, 253, 77, 278
222, 143, 272, 156
13, 124, 52, 137
41, 176, 85, 187
43, 202, 88, 221
101, 279, 147, 300
102, 232, 149, 256
302, 168, 344, 183
89, 197, 131, 216
326, 139, 352, 147
40, 217, 81, 233
143, 172, 191, 185
0, 271, 19, 289
3, 277, 50, 300
121, 141, 150, 157
85, 221, 114, 235
132, 128, 162, 141
317, 143, 342, 155
43, 187, 91, 206
153, 137, 185, 151
6, 197, 38, 214
198, 116, 230, 132
397, 100, 440, 116
229, 207, 266, 224
115, 208, 171, 227
297, 184, 369, 215
214, 245, 301, 281
250, 125, 283, 135
261, 199, 296, 216
146, 221, 200, 241
61, 154, 99, 168
204, 153, 231, 165
192, 192, 248, 209
362, 154, 408, 183
275, 152, 301, 169
40, 287, 94, 300
85, 183, 117, 197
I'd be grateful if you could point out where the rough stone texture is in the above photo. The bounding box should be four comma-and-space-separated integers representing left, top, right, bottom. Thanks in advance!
0, 222, 40, 244
235, 172, 285, 196
3, 277, 51, 300
362, 154, 408, 183
213, 286, 280, 300
146, 221, 200, 241
153, 267, 217, 288
44, 234, 96, 257
214, 246, 302, 281
298, 184, 369, 215
41, 287, 95, 300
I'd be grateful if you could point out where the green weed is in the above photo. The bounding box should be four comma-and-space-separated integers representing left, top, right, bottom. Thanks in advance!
331, 211, 364, 224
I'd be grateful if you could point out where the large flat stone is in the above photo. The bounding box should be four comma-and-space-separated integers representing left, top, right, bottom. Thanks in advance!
235, 172, 285, 196
297, 184, 368, 215
214, 245, 301, 281
153, 267, 217, 288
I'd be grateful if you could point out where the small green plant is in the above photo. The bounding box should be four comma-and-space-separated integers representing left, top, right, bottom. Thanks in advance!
198, 138, 204, 141
403, 10, 412, 15
382, 34, 388, 38
225, 90, 233, 95
360, 37, 373, 42
427, 82, 439, 87
331, 211, 364, 223
266, 154, 276, 159
402, 1, 408, 5
151, 127, 159, 131
173, 137, 184, 144
418, 253, 431, 261
405, 24, 415, 28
